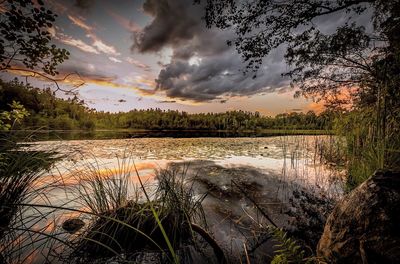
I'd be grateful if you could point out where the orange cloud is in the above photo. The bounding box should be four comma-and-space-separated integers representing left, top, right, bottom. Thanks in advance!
7, 67, 205, 106
68, 15, 93, 32
6, 66, 158, 99
90, 34, 121, 56
134, 75, 156, 88
55, 33, 99, 54
304, 87, 356, 113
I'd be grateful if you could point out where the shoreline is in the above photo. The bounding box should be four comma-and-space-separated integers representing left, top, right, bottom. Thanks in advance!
4, 129, 333, 142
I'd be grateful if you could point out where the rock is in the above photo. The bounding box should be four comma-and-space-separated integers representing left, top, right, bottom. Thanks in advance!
62, 218, 85, 234
317, 170, 400, 263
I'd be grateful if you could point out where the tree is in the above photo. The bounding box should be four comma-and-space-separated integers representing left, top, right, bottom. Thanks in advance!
197, 0, 399, 106
198, 0, 400, 183
0, 0, 73, 91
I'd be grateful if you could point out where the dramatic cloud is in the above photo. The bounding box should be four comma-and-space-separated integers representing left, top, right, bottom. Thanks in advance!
156, 48, 289, 102
133, 0, 290, 102
132, 0, 201, 53
131, 0, 371, 103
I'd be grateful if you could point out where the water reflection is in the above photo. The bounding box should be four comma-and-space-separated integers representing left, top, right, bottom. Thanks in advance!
9, 135, 344, 263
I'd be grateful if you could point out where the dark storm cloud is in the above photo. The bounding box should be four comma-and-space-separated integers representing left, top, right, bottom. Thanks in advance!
131, 0, 290, 102
134, 0, 362, 102
132, 0, 201, 53
155, 46, 290, 102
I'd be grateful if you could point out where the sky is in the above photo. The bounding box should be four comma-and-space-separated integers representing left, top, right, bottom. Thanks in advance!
2, 0, 343, 116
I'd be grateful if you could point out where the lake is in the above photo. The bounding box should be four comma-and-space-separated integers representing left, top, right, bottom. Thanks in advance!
11, 134, 344, 263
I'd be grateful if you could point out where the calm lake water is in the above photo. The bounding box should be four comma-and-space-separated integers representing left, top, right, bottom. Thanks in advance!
28, 134, 344, 199
10, 134, 344, 263
8, 129, 329, 141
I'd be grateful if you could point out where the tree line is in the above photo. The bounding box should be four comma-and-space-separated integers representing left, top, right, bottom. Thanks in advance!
0, 79, 335, 131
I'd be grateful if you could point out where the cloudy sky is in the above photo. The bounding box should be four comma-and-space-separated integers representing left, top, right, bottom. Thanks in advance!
3, 0, 330, 115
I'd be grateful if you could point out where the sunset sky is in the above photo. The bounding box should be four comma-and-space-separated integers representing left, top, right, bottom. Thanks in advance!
1, 0, 339, 115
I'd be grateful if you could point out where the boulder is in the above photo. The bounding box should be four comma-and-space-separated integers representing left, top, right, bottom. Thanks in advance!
317, 170, 400, 263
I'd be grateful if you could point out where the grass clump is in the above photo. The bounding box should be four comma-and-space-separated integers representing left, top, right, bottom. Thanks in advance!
0, 134, 61, 263
70, 161, 211, 263
0, 137, 57, 237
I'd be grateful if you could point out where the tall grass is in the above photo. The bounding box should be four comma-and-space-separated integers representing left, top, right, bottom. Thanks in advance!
66, 158, 220, 263
73, 157, 134, 215
0, 134, 62, 263
0, 136, 57, 235
333, 108, 400, 190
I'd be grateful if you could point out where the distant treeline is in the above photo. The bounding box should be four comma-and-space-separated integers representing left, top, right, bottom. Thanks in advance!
0, 79, 335, 131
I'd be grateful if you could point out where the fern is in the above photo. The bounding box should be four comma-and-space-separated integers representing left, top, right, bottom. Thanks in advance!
268, 226, 308, 264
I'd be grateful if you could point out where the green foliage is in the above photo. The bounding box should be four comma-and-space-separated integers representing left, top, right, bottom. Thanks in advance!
269, 226, 307, 264
268, 225, 329, 264
0, 101, 29, 130
0, 79, 94, 130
